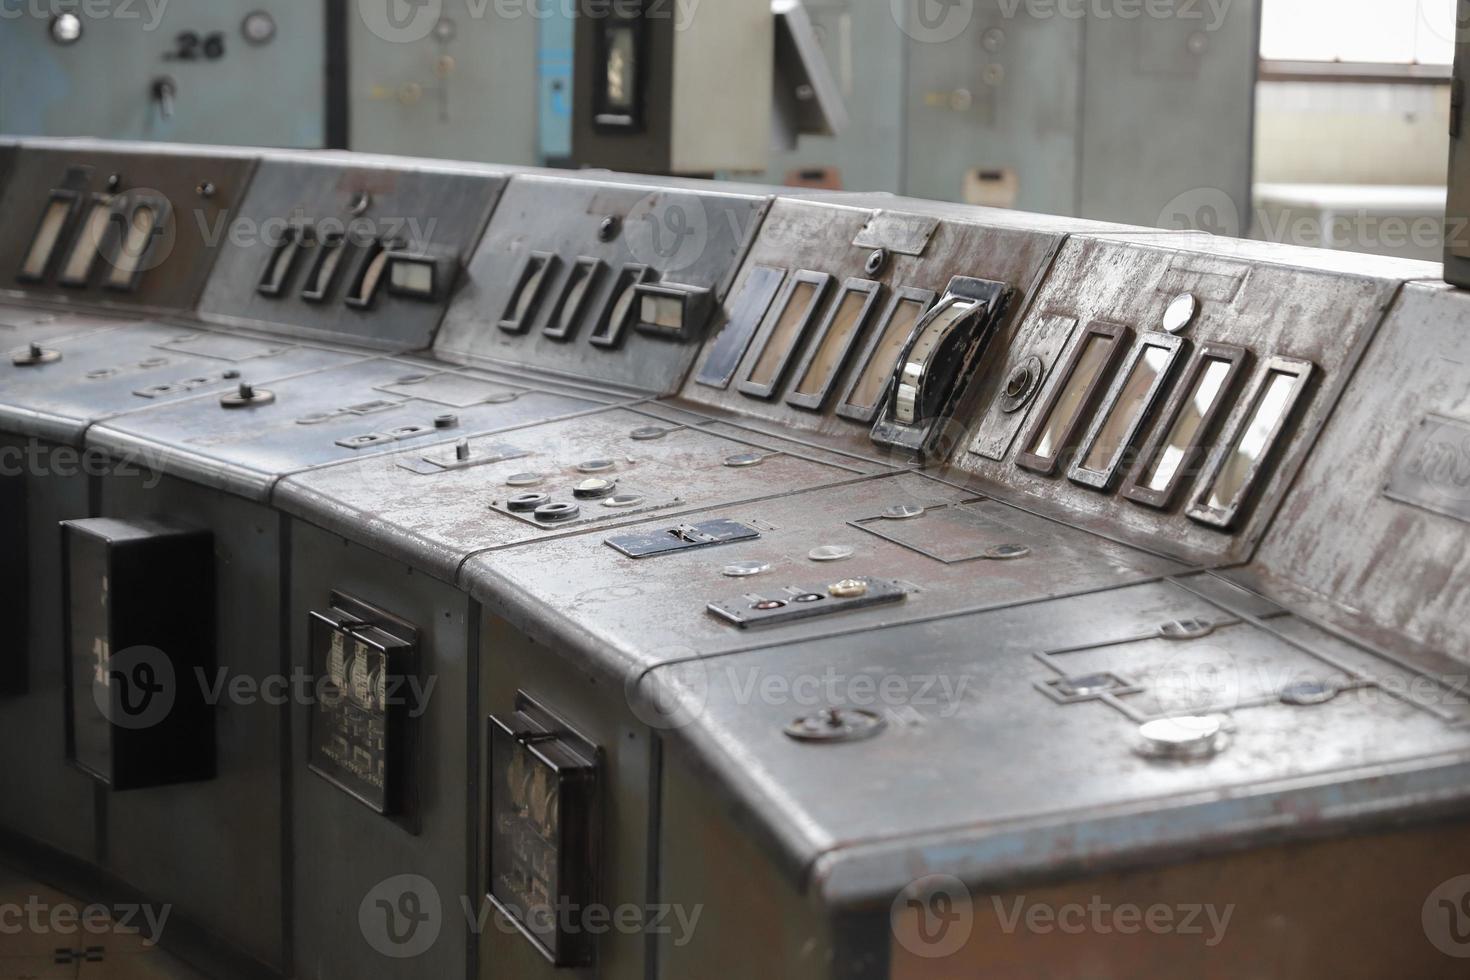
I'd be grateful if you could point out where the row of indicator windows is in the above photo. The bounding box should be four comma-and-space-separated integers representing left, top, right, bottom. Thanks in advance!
496, 251, 709, 348
1013, 320, 1314, 531
695, 266, 941, 423
257, 225, 441, 307
18, 189, 166, 293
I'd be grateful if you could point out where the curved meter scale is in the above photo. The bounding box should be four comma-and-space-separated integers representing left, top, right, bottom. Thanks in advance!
870, 275, 1012, 457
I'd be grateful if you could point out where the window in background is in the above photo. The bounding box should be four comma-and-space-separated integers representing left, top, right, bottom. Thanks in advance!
1260, 0, 1457, 65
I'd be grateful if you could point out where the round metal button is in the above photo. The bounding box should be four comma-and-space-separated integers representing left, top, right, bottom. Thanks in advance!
784, 707, 887, 744
1135, 714, 1229, 760
724, 452, 765, 468
1159, 618, 1215, 640
601, 493, 645, 508
827, 579, 868, 598
12, 343, 61, 366
507, 492, 550, 513
1280, 680, 1340, 706
534, 501, 580, 522
573, 477, 618, 499
752, 599, 786, 611
505, 472, 543, 487
881, 503, 926, 520
793, 593, 825, 604
434, 414, 459, 429
986, 544, 1030, 560
722, 561, 770, 578
630, 426, 670, 441
220, 382, 275, 408
576, 458, 616, 473
1163, 293, 1198, 334
808, 545, 854, 562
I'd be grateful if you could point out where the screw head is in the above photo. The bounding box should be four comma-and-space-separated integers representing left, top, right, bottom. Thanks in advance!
598, 215, 622, 241
864, 248, 888, 276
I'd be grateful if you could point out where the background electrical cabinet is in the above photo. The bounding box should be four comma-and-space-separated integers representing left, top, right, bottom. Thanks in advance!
0, 1, 326, 148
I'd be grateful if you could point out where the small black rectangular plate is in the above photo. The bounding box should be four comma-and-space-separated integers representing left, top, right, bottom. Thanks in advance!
604, 519, 758, 558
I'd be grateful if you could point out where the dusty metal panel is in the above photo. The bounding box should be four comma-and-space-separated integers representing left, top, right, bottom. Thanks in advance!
97, 472, 286, 969
0, 145, 256, 313
288, 521, 474, 980
641, 578, 1470, 897
87, 358, 607, 501
950, 232, 1412, 566
463, 471, 1185, 676
0, 322, 364, 444
433, 174, 769, 394
1245, 282, 1470, 657
196, 157, 507, 351
0, 448, 96, 861
275, 405, 887, 585
677, 197, 1065, 454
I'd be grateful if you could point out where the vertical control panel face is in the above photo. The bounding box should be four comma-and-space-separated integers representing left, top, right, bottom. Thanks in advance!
0, 148, 254, 310
62, 518, 215, 790
488, 694, 599, 967
307, 592, 420, 818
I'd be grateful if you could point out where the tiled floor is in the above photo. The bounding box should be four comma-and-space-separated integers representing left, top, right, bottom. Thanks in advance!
0, 867, 206, 980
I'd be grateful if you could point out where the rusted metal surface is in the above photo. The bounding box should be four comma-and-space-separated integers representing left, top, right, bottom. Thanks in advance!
1244, 281, 1470, 658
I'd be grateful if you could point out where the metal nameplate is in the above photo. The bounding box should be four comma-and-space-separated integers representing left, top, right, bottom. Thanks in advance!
852, 210, 939, 256
605, 519, 759, 558
708, 577, 907, 628
1384, 414, 1470, 524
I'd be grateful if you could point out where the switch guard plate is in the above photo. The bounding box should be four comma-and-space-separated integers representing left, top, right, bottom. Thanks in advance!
708, 577, 907, 628
605, 518, 758, 558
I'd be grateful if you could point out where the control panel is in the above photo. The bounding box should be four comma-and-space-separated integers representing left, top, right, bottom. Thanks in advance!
197, 157, 508, 350
0, 144, 255, 310
433, 174, 768, 393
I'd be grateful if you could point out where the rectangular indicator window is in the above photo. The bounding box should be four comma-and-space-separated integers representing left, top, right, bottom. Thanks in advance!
837, 287, 936, 423
499, 252, 559, 333
104, 203, 159, 292
1069, 332, 1183, 489
21, 195, 77, 282
1123, 343, 1248, 509
1187, 356, 1314, 529
1017, 322, 1129, 475
589, 263, 651, 348
633, 282, 712, 340
544, 257, 603, 341
386, 253, 440, 301
346, 239, 393, 309
58, 196, 113, 287
301, 234, 346, 303
788, 278, 882, 411
695, 266, 785, 389
738, 270, 831, 399
258, 225, 307, 297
